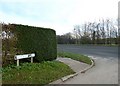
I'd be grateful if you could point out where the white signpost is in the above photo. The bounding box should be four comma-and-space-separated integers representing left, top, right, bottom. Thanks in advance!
14, 53, 35, 66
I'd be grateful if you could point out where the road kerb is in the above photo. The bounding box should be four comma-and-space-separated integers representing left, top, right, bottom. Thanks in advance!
49, 57, 95, 84
61, 57, 95, 82
80, 58, 95, 73
61, 73, 78, 82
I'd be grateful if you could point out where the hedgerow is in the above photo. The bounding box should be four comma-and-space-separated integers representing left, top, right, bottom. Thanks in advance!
3, 24, 57, 65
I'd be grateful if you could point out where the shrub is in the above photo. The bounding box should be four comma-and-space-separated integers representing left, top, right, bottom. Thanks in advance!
3, 24, 57, 64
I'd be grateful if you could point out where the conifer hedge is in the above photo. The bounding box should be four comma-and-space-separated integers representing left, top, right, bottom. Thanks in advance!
10, 24, 57, 62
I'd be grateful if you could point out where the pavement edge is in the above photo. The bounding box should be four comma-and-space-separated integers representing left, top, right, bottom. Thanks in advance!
49, 57, 95, 84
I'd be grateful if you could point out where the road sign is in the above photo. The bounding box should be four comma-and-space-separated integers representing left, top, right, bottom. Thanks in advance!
14, 53, 35, 66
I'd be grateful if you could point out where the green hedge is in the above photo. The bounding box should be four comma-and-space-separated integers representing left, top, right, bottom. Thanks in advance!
10, 24, 57, 62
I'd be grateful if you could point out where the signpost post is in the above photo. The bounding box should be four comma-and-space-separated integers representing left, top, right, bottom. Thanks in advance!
14, 53, 35, 66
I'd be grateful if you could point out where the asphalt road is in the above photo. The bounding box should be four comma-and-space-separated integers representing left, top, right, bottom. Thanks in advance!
57, 44, 118, 84
57, 44, 118, 59
58, 57, 118, 84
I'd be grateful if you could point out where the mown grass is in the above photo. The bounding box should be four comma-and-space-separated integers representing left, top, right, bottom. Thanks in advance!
57, 52, 92, 65
2, 61, 74, 85
78, 44, 118, 47
60, 44, 118, 47
91, 44, 118, 47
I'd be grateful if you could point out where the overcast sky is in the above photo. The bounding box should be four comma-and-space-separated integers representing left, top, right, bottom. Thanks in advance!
0, 0, 119, 35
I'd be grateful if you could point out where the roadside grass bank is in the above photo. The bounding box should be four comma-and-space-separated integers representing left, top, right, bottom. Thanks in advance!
57, 44, 118, 47
57, 52, 92, 65
2, 61, 74, 85
89, 44, 118, 47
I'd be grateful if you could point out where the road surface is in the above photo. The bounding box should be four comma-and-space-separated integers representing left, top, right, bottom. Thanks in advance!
57, 44, 118, 84
57, 44, 118, 58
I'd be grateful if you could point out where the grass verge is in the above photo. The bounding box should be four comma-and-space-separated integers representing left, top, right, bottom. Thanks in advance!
2, 61, 74, 85
77, 44, 118, 47
57, 52, 92, 65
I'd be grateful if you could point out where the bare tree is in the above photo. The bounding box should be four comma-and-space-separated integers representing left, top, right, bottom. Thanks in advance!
72, 18, 118, 45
